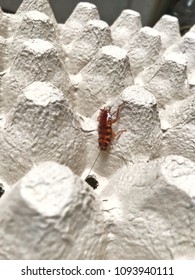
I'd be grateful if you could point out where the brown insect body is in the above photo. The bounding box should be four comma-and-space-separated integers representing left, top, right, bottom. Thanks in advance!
98, 107, 112, 150
97, 103, 126, 150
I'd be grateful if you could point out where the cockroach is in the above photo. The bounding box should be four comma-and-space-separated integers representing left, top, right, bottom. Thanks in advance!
85, 102, 126, 182
98, 103, 126, 151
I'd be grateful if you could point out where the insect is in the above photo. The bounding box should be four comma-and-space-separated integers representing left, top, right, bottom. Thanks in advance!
98, 103, 126, 150
85, 175, 99, 189
85, 102, 127, 185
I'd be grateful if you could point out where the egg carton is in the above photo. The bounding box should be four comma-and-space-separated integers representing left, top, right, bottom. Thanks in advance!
0, 0, 195, 259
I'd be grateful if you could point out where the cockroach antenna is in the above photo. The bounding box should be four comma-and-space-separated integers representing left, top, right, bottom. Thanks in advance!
86, 150, 101, 177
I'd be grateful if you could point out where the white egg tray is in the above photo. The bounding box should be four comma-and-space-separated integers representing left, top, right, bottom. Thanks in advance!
0, 0, 195, 259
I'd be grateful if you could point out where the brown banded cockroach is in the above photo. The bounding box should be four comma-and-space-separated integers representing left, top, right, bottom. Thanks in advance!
85, 102, 127, 188
98, 103, 127, 150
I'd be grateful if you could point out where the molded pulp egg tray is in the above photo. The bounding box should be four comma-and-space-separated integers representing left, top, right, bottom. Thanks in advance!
0, 0, 195, 259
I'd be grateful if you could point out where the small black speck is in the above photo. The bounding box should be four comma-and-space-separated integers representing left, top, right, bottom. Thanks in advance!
85, 175, 99, 189
0, 185, 5, 198
161, 128, 167, 133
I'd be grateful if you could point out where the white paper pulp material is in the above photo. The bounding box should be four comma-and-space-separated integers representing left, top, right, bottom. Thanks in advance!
0, 0, 195, 260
